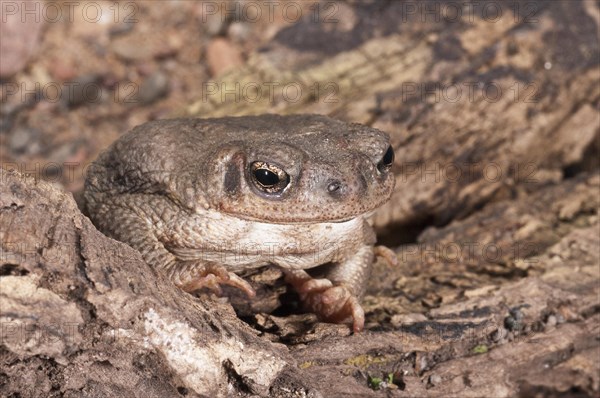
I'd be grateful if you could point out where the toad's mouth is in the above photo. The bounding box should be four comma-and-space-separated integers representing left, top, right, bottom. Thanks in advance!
220, 212, 362, 225
214, 199, 386, 225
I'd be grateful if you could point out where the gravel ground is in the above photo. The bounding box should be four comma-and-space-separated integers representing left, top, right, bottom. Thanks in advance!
1, 0, 305, 192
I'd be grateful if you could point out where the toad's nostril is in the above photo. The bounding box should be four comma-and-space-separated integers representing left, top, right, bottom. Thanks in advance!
327, 180, 342, 196
328, 181, 341, 192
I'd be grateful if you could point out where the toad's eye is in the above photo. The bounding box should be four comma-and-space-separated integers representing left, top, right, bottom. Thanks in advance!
377, 145, 395, 173
255, 168, 279, 186
250, 161, 290, 194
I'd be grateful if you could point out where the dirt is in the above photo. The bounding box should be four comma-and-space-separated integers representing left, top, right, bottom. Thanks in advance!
1, 1, 303, 193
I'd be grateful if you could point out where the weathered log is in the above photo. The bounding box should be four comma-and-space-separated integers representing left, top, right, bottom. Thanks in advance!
0, 169, 316, 397
187, 0, 600, 231
2, 171, 597, 397
287, 173, 599, 397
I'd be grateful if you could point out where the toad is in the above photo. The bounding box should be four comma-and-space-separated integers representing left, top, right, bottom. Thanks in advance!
84, 114, 396, 332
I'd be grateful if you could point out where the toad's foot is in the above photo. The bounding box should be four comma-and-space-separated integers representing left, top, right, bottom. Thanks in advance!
286, 275, 365, 333
374, 245, 398, 267
171, 261, 256, 298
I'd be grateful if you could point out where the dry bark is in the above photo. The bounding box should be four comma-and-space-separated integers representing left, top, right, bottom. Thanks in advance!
287, 172, 600, 397
0, 169, 316, 398
187, 0, 600, 231
2, 167, 598, 398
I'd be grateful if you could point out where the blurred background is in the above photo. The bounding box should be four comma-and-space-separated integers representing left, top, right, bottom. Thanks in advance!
1, 0, 302, 192
1, 0, 598, 235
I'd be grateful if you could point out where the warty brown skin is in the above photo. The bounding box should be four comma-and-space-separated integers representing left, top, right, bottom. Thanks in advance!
84, 114, 396, 332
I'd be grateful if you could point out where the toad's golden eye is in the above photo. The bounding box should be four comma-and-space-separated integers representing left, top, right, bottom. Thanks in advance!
250, 161, 290, 194
377, 146, 394, 173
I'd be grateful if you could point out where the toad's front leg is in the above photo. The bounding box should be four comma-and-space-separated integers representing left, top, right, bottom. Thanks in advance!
87, 194, 256, 299
167, 259, 256, 298
284, 244, 376, 333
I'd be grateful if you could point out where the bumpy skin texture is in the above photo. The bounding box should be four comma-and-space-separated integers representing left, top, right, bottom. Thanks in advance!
84, 114, 395, 332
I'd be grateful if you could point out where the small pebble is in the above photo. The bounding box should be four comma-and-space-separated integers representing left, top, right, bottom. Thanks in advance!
48, 59, 77, 81
204, 13, 228, 36
506, 41, 519, 56
228, 22, 251, 42
504, 316, 518, 331
511, 308, 524, 321
0, 0, 44, 78
492, 327, 508, 342
429, 374, 442, 386
546, 315, 557, 328
9, 127, 39, 154
109, 21, 134, 37
48, 141, 79, 167
206, 38, 243, 76
416, 354, 427, 373
63, 75, 102, 108
138, 72, 170, 104
111, 35, 156, 62
504, 308, 524, 331
426, 33, 439, 44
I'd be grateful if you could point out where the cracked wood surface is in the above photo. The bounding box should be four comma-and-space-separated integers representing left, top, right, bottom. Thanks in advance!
187, 0, 599, 230
284, 173, 599, 397
0, 169, 315, 398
